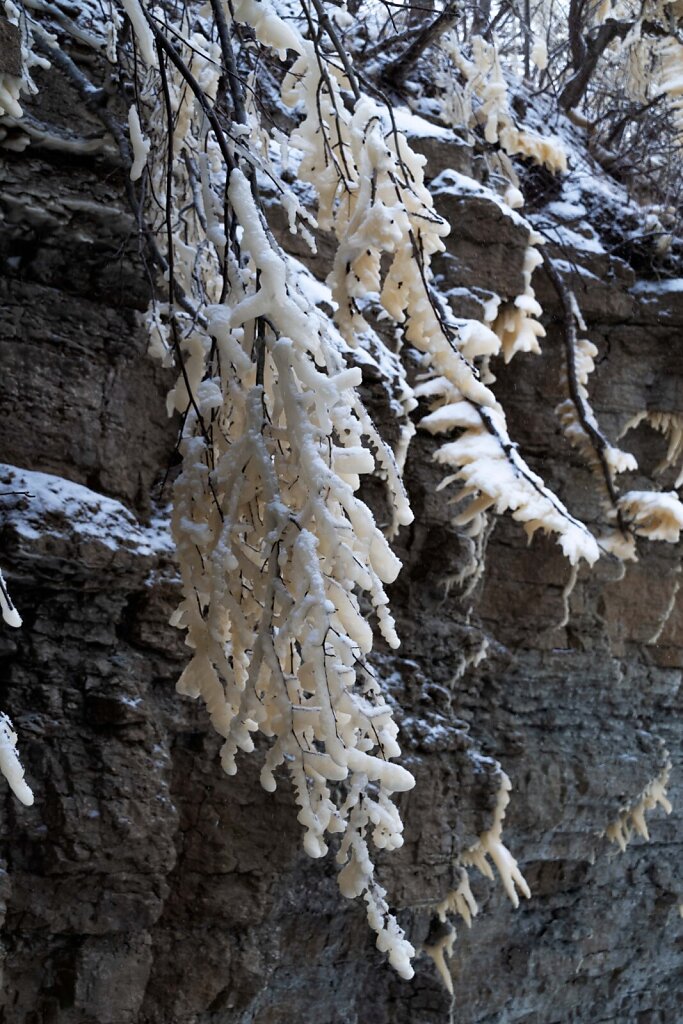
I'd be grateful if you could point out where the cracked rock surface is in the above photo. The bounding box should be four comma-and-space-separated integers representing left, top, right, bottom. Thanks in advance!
0, 72, 682, 1024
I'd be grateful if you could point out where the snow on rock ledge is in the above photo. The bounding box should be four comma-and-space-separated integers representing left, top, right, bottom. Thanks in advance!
0, 464, 173, 579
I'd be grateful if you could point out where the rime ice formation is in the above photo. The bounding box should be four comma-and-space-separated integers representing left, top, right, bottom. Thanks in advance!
282, 50, 600, 565
419, 386, 600, 565
552, 283, 640, 540
121, 0, 157, 67
0, 715, 33, 807
462, 772, 531, 908
624, 492, 683, 541
0, 0, 48, 133
121, 0, 422, 972
657, 38, 683, 144
440, 33, 567, 174
605, 761, 673, 852
0, 567, 21, 629
493, 244, 546, 363
622, 411, 683, 487
121, 0, 566, 973
0, 557, 31, 806
128, 105, 150, 180
426, 774, 530, 992
0, 2, 26, 119
0, 64, 23, 120
531, 37, 548, 71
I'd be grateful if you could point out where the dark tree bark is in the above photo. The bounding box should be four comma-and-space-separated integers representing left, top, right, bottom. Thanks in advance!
381, 1, 459, 84
559, 17, 638, 111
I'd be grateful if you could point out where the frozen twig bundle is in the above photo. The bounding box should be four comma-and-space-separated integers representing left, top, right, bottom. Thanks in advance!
116, 0, 566, 974
119, 0, 423, 975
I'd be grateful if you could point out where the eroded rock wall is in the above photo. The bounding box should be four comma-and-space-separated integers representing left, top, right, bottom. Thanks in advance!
0, 64, 682, 1024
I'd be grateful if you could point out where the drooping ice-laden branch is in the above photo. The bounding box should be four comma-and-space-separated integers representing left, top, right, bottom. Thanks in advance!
168, 172, 417, 973
270, 8, 601, 567
543, 253, 636, 529
543, 254, 683, 560
114, 0, 421, 976
604, 757, 672, 853
120, 0, 603, 971
0, 566, 34, 805
120, 0, 556, 973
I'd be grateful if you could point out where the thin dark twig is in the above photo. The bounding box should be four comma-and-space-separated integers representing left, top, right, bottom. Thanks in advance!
156, 39, 220, 505
542, 250, 630, 536
307, 0, 361, 101
209, 0, 249, 124
381, 0, 460, 83
33, 26, 203, 323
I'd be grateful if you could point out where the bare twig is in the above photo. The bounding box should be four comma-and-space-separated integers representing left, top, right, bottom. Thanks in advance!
542, 251, 629, 536
307, 0, 361, 101
380, 1, 459, 84
209, 0, 249, 124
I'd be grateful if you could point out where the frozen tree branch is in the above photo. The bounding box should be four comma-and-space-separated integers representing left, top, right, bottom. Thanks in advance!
542, 250, 629, 530
381, 0, 460, 84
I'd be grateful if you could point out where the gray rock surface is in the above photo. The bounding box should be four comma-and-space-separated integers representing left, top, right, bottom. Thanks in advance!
0, 66, 682, 1024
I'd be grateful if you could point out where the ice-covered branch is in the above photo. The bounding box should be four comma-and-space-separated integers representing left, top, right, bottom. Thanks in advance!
278, 26, 600, 565
605, 759, 672, 852
114, 0, 419, 975
0, 567, 33, 806
542, 252, 635, 526
427, 771, 529, 992
541, 255, 683, 560
439, 33, 567, 173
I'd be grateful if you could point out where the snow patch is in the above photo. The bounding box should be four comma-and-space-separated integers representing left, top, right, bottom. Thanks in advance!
0, 464, 173, 558
388, 107, 453, 140
431, 168, 531, 233
632, 278, 683, 294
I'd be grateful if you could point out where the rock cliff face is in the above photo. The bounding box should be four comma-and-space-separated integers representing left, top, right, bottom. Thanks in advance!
1, 64, 682, 1024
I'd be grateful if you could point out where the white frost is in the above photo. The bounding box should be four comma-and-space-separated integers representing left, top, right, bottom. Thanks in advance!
0, 567, 22, 627
121, 0, 158, 67
605, 759, 672, 852
128, 105, 150, 181
0, 714, 33, 806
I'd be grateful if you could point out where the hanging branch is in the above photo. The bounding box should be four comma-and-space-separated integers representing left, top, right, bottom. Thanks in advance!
209, 0, 249, 124
380, 0, 459, 84
541, 250, 630, 537
32, 26, 205, 323
307, 0, 361, 100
